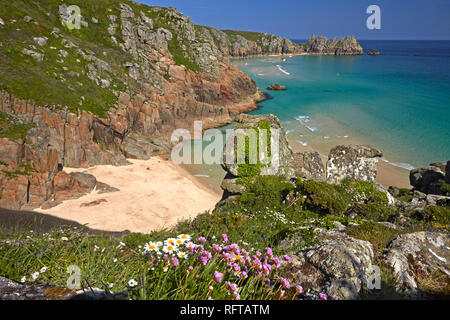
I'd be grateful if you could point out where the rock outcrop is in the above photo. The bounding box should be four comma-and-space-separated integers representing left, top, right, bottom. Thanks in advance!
384, 232, 450, 297
266, 84, 287, 91
326, 145, 383, 184
283, 230, 376, 300
0, 2, 263, 210
300, 35, 363, 55
195, 28, 364, 57
410, 161, 449, 196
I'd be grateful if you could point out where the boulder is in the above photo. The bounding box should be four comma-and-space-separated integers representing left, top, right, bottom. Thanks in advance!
367, 50, 380, 56
410, 163, 448, 195
221, 114, 296, 179
120, 135, 156, 160
220, 173, 246, 195
266, 84, 286, 91
385, 232, 450, 297
446, 161, 450, 184
292, 151, 326, 181
326, 145, 383, 184
283, 230, 376, 300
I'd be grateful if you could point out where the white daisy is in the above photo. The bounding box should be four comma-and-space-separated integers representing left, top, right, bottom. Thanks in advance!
165, 238, 177, 246
162, 244, 177, 254
40, 267, 47, 273
31, 272, 39, 280
20, 276, 26, 283
156, 241, 163, 247
175, 238, 184, 246
61, 237, 68, 241
144, 242, 159, 252
128, 279, 138, 287
177, 234, 191, 242
177, 251, 188, 259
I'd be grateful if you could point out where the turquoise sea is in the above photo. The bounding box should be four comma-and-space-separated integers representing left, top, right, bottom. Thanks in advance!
233, 40, 450, 169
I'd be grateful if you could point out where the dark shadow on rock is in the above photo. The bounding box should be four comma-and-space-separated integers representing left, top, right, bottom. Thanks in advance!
0, 207, 128, 237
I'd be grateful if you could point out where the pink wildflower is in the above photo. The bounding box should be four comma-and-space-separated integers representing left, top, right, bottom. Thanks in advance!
296, 285, 304, 295
197, 237, 206, 244
170, 257, 179, 267
280, 277, 290, 289
221, 234, 228, 243
213, 271, 223, 283
319, 293, 328, 300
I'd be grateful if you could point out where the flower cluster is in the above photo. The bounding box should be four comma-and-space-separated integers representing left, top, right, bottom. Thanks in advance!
140, 234, 194, 260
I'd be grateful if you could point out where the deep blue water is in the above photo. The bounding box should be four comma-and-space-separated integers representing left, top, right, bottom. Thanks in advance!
233, 40, 450, 169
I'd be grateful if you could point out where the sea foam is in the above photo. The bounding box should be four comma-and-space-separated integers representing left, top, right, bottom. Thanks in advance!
276, 65, 290, 75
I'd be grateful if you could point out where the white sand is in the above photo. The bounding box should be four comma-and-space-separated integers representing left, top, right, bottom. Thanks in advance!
35, 157, 222, 234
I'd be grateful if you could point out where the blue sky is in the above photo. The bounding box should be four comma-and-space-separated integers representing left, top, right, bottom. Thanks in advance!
137, 0, 450, 40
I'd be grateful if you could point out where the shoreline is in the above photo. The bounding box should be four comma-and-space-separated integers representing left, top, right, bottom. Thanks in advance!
35, 157, 222, 234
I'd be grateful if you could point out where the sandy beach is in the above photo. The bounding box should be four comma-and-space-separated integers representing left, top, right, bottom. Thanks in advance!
35, 157, 222, 234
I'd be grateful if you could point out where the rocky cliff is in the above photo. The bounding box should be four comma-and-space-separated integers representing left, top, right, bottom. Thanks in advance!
195, 28, 364, 57
0, 0, 263, 209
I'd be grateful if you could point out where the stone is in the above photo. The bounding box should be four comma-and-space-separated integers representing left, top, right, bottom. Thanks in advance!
326, 145, 383, 184
22, 48, 44, 62
222, 114, 296, 180
292, 151, 326, 181
410, 164, 448, 195
385, 232, 450, 297
266, 84, 286, 91
367, 50, 380, 56
220, 174, 246, 195
33, 37, 47, 46
283, 230, 375, 300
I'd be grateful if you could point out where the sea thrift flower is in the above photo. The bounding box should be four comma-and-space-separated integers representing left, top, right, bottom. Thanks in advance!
202, 251, 212, 259
197, 237, 206, 244
319, 293, 328, 300
282, 255, 291, 262
221, 234, 228, 243
240, 272, 248, 280
212, 244, 222, 253
213, 271, 223, 283
233, 292, 240, 300
208, 286, 214, 292
279, 290, 286, 299
265, 247, 273, 257
230, 243, 240, 254
226, 282, 238, 293
170, 257, 179, 267
272, 258, 281, 268
199, 256, 208, 265
296, 285, 304, 295
280, 277, 290, 289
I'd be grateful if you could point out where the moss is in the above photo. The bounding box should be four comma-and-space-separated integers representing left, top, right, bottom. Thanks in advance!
424, 206, 450, 225
438, 180, 450, 195
0, 112, 35, 141
1, 162, 37, 178
346, 222, 404, 251
236, 120, 272, 185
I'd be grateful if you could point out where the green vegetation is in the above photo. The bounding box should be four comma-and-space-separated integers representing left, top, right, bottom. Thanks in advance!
0, 174, 448, 299
236, 120, 272, 185
0, 112, 35, 141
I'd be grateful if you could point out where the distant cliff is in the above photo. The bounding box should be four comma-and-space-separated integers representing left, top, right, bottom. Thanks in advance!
195, 27, 364, 57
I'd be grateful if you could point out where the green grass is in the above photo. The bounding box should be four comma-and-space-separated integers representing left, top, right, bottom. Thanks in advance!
0, 111, 35, 141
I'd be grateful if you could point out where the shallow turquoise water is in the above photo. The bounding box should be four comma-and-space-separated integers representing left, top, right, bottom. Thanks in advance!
233, 41, 450, 168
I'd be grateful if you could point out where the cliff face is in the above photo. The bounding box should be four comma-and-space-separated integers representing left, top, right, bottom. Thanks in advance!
0, 1, 262, 209
195, 28, 364, 57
